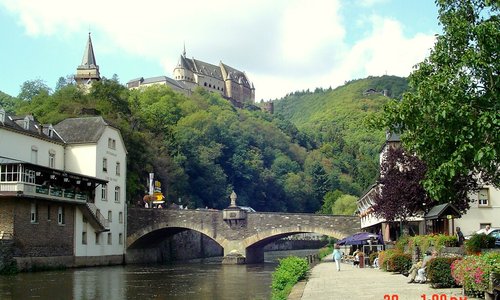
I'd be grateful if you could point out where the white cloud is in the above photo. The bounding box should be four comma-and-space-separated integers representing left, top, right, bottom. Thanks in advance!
0, 0, 436, 100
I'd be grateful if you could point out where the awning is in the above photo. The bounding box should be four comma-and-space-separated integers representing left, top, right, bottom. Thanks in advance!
424, 203, 461, 220
337, 232, 384, 245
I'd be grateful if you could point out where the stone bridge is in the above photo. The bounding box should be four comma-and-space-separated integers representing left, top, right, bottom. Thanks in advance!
127, 207, 360, 263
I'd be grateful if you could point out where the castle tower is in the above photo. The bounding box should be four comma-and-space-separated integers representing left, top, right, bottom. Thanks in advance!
75, 33, 100, 89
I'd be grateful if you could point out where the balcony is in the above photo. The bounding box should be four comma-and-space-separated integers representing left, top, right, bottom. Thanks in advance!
0, 160, 107, 205
0, 182, 89, 203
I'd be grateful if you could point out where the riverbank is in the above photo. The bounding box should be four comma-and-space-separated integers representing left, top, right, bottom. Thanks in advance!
289, 257, 480, 300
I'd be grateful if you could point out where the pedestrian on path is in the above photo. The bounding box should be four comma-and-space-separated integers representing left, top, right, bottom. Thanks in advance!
332, 244, 343, 271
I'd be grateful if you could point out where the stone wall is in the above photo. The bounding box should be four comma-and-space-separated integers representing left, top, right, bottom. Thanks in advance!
126, 230, 222, 264
264, 240, 328, 251
0, 199, 15, 234
0, 240, 16, 273
13, 199, 74, 257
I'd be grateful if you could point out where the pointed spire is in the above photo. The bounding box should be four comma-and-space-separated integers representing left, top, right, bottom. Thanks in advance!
81, 32, 98, 68
183, 42, 186, 57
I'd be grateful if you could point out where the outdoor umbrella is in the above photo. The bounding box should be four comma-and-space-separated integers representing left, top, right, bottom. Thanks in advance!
336, 232, 384, 245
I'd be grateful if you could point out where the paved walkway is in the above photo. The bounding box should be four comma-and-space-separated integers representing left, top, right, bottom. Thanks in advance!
290, 257, 478, 300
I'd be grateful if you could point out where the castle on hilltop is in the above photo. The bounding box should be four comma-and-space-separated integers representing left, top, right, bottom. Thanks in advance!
127, 47, 255, 105
73, 35, 258, 107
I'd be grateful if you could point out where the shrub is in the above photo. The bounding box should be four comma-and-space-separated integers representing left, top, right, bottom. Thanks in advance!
318, 246, 333, 260
369, 251, 379, 266
465, 234, 496, 254
427, 257, 459, 288
433, 234, 458, 250
451, 253, 500, 298
378, 250, 388, 271
379, 249, 407, 272
271, 256, 309, 300
395, 235, 410, 253
389, 252, 412, 273
412, 235, 432, 255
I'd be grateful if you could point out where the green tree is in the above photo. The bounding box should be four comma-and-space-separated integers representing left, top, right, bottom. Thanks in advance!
18, 79, 51, 101
375, 0, 500, 204
332, 194, 358, 215
318, 190, 343, 214
0, 91, 17, 113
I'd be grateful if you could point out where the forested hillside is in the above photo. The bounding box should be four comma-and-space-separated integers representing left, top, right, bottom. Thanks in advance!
1, 75, 407, 214
274, 75, 408, 195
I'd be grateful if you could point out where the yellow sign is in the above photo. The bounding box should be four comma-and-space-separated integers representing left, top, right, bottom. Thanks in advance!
154, 181, 161, 188
153, 192, 164, 201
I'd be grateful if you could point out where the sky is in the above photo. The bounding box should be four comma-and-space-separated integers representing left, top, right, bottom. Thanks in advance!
0, 0, 441, 101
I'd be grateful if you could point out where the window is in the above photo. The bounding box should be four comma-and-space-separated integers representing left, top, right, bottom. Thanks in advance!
22, 168, 35, 184
108, 210, 112, 222
107, 233, 112, 245
119, 212, 123, 224
1, 164, 19, 182
114, 186, 120, 203
108, 138, 116, 150
58, 206, 65, 225
119, 233, 123, 245
49, 153, 55, 168
95, 233, 100, 245
82, 232, 87, 245
30, 202, 38, 223
103, 158, 108, 172
48, 127, 54, 138
23, 117, 30, 130
31, 147, 38, 164
478, 188, 489, 206
116, 162, 120, 176
101, 185, 107, 201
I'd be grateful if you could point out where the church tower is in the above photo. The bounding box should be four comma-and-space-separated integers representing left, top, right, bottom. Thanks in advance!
75, 33, 100, 89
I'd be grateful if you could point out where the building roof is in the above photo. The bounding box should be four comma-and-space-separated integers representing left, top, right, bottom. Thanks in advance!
386, 132, 401, 142
54, 116, 111, 144
0, 108, 64, 144
220, 62, 251, 87
424, 203, 461, 220
192, 58, 223, 79
79, 33, 98, 69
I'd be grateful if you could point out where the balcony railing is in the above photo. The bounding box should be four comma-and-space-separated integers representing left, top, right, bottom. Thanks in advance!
0, 182, 88, 203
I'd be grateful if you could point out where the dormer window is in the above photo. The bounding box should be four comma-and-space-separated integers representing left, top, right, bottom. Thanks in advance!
0, 108, 5, 123
23, 117, 30, 130
48, 125, 54, 138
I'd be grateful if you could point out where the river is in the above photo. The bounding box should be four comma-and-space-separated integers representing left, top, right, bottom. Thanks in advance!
0, 249, 319, 300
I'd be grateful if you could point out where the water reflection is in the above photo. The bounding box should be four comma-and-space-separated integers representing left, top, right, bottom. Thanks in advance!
0, 250, 318, 300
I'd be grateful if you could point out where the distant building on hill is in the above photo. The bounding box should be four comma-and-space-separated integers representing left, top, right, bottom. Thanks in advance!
127, 47, 255, 105
75, 33, 101, 91
362, 88, 388, 97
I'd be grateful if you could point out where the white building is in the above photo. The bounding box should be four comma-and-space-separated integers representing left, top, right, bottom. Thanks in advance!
54, 116, 127, 262
357, 132, 499, 241
0, 108, 127, 269
454, 185, 500, 235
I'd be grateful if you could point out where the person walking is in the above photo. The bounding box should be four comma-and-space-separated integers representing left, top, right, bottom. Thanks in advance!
455, 227, 465, 246
332, 244, 343, 271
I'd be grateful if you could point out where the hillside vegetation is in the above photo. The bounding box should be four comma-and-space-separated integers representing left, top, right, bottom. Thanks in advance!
1, 75, 407, 214
274, 75, 408, 194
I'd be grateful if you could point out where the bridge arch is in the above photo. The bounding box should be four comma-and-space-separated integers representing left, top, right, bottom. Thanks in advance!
127, 221, 225, 249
